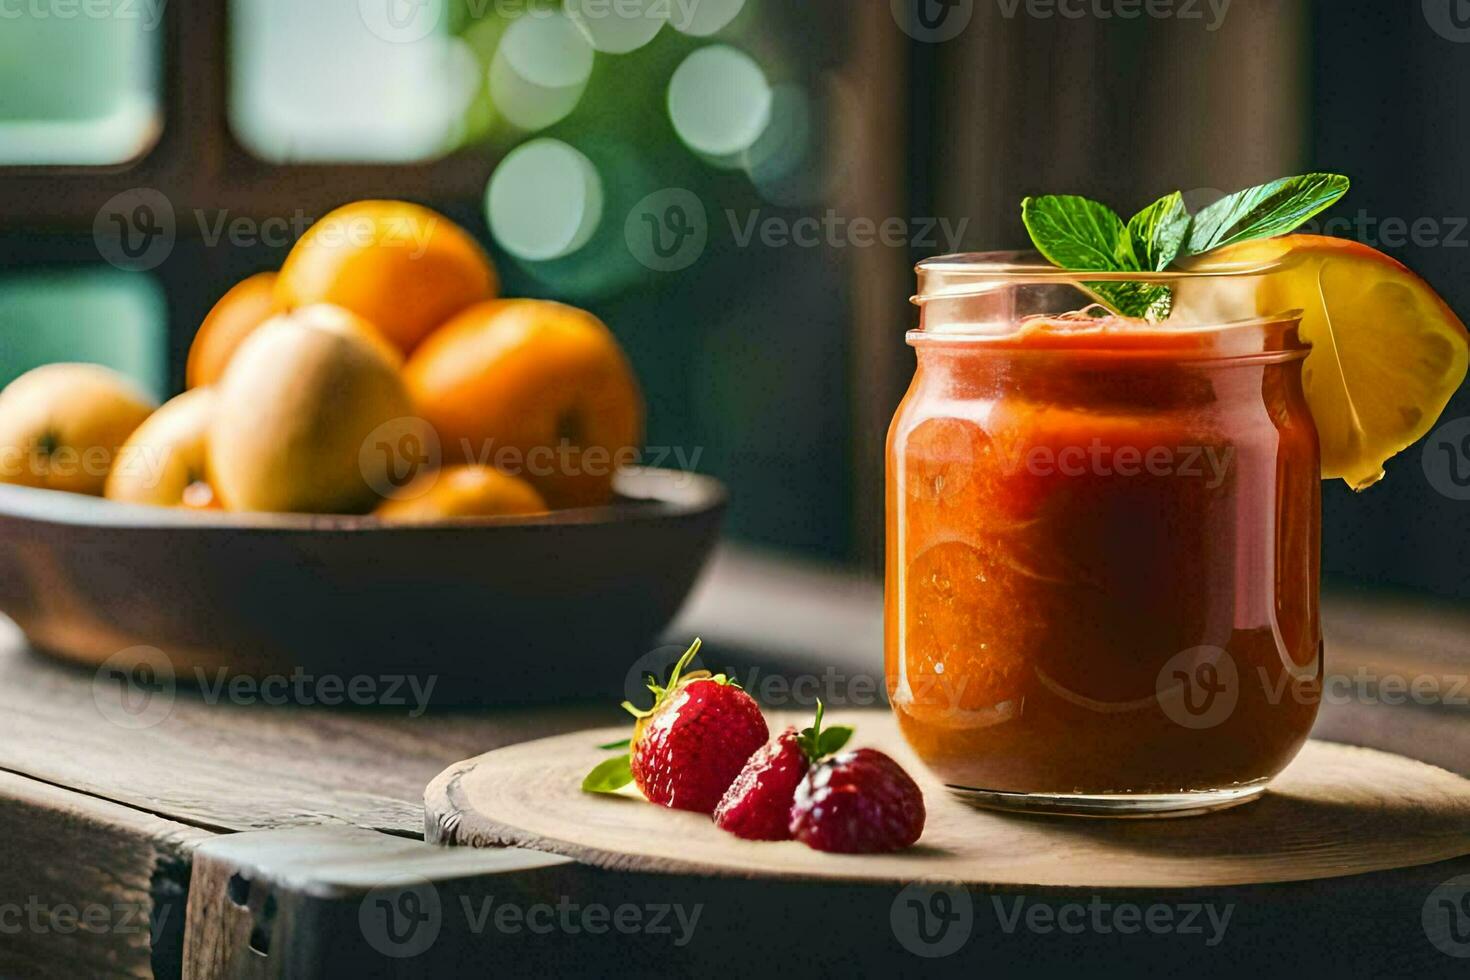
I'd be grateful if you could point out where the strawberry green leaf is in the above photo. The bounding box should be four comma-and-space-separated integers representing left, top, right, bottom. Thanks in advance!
582, 754, 633, 793
623, 637, 703, 721
796, 699, 856, 763
817, 725, 854, 756
597, 738, 631, 751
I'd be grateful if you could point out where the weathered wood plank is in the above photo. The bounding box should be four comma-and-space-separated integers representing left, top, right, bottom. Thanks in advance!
182, 825, 1470, 979
0, 615, 618, 836
0, 549, 1465, 844
0, 770, 212, 979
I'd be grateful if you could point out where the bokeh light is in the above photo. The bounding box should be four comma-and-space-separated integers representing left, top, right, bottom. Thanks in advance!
486, 139, 604, 262
566, 0, 666, 54
490, 12, 595, 131
744, 82, 824, 206
669, 0, 748, 37
668, 45, 772, 160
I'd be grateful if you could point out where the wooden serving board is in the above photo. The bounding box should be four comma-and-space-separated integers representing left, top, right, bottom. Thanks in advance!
426, 712, 1470, 889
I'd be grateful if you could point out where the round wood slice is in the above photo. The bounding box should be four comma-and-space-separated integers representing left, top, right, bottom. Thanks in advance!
425, 712, 1470, 889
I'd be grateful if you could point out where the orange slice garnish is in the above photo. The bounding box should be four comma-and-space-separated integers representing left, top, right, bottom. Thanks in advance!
1190, 235, 1469, 489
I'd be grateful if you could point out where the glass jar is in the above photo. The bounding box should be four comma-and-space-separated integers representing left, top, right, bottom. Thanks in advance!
885, 253, 1322, 816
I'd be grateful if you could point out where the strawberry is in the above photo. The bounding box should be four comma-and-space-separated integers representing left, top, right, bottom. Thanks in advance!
714, 701, 854, 840
789, 748, 926, 853
582, 638, 768, 814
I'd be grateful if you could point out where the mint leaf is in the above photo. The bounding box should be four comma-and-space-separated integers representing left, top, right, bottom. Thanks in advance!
1023, 195, 1169, 320
1022, 195, 1137, 271
582, 754, 633, 793
1089, 280, 1174, 321
1128, 192, 1190, 271
1184, 173, 1349, 256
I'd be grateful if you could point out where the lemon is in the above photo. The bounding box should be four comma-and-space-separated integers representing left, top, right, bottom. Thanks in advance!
1190, 235, 1469, 490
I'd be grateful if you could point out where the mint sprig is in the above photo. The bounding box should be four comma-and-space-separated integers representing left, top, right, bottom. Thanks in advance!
1021, 173, 1350, 320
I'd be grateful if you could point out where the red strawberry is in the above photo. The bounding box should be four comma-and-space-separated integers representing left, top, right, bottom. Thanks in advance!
714, 701, 855, 840
714, 728, 806, 839
583, 639, 768, 814
789, 748, 925, 853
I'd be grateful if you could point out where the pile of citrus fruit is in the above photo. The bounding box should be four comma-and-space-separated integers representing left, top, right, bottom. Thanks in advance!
0, 201, 644, 522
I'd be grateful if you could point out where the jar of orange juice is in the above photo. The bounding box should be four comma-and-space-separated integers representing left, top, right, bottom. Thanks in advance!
885, 254, 1322, 816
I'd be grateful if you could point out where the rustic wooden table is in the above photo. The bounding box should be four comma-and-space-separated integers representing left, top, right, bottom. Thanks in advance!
2, 547, 1468, 978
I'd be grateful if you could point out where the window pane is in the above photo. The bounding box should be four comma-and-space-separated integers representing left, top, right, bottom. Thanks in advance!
229, 0, 472, 163
0, 269, 167, 398
0, 8, 162, 165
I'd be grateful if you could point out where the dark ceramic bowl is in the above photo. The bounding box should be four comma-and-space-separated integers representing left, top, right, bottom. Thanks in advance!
0, 467, 725, 704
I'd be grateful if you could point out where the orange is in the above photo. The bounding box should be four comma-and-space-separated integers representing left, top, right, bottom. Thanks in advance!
186, 272, 280, 389
0, 364, 156, 496
1184, 235, 1469, 489
404, 299, 644, 509
208, 306, 416, 514
375, 465, 548, 523
105, 387, 216, 507
276, 201, 497, 355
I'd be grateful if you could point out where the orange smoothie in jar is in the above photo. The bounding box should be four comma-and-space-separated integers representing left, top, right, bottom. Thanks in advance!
885, 305, 1322, 815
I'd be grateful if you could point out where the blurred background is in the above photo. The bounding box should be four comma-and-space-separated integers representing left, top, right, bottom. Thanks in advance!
0, 0, 1466, 601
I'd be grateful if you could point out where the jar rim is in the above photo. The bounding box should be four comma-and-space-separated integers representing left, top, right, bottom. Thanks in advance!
906, 314, 1310, 362
913, 249, 1293, 305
